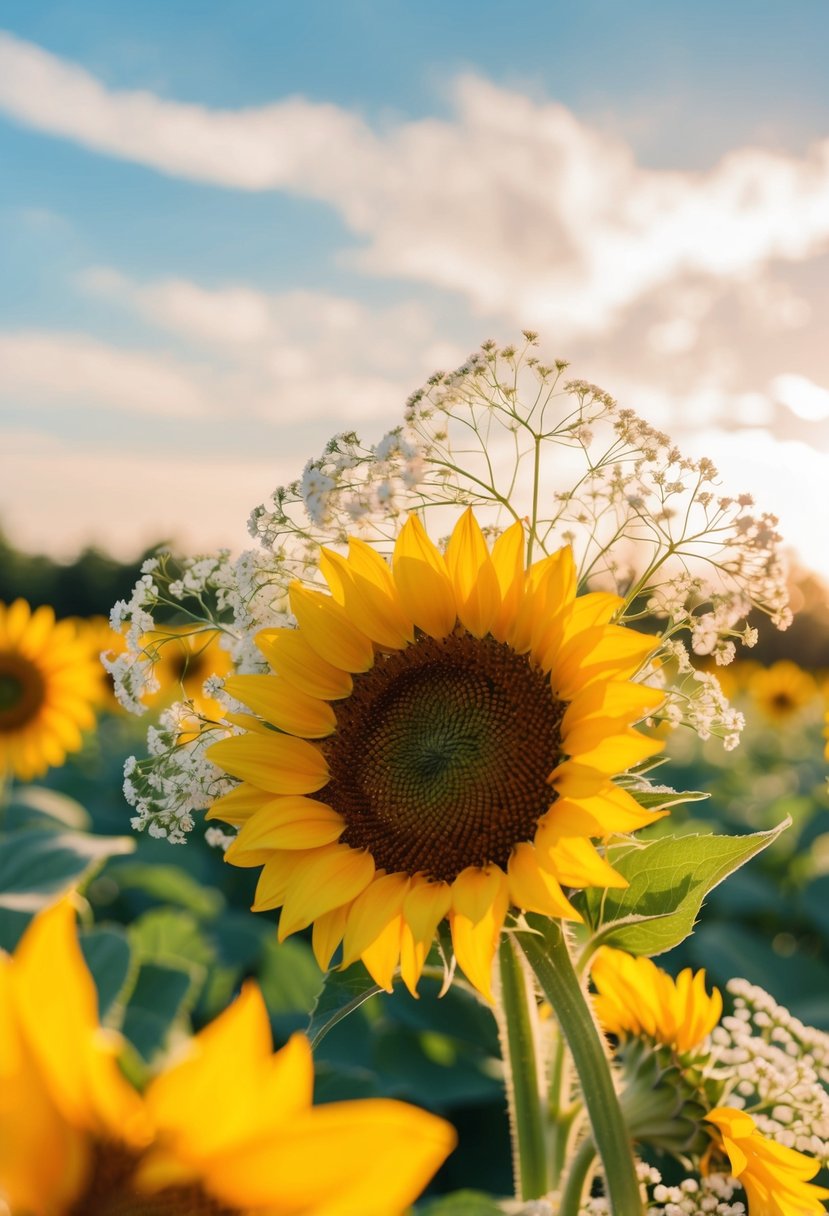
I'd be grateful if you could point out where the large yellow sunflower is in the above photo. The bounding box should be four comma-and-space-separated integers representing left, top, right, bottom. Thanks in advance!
206, 510, 664, 1000
0, 600, 100, 782
0, 900, 456, 1216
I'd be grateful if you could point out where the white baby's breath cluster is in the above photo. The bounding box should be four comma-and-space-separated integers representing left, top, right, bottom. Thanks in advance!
113, 335, 792, 841
710, 979, 829, 1165
123, 705, 234, 844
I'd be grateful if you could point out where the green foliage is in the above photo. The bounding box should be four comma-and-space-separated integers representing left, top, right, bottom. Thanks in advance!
578, 821, 789, 958
418, 1193, 504, 1215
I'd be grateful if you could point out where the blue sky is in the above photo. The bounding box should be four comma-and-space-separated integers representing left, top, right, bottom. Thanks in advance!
1, 3, 828, 572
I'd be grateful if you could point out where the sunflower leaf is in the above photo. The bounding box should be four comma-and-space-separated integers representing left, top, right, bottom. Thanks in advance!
625, 786, 710, 812
577, 819, 790, 958
307, 968, 382, 1049
0, 828, 134, 948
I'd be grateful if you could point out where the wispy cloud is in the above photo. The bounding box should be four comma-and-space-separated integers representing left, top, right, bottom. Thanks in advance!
3, 32, 829, 338
0, 331, 211, 416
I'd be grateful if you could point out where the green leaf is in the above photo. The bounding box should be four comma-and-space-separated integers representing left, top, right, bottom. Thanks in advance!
258, 936, 325, 1016
120, 961, 200, 1063
626, 786, 710, 813
417, 1192, 504, 1215
579, 820, 790, 957
0, 829, 134, 919
3, 785, 91, 831
112, 862, 225, 917
128, 908, 215, 970
307, 967, 382, 1049
79, 926, 133, 1024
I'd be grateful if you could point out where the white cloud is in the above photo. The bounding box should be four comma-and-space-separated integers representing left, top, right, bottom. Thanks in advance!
79, 269, 468, 419
4, 33, 829, 337
771, 373, 829, 421
0, 332, 211, 416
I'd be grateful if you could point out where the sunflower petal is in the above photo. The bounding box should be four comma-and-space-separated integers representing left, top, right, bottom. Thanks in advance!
206, 733, 329, 795
289, 584, 375, 672
392, 516, 457, 639
445, 508, 501, 638
256, 628, 353, 700
449, 866, 509, 1001
224, 675, 336, 738
278, 845, 376, 941
508, 843, 583, 920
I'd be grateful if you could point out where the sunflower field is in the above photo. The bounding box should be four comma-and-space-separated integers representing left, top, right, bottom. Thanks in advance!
3, 341, 829, 1216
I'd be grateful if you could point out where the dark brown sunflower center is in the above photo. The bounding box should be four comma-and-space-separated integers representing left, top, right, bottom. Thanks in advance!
67, 1142, 240, 1216
0, 650, 46, 731
322, 633, 564, 883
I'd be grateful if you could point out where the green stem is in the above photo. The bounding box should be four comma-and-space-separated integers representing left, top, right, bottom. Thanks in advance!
559, 1134, 597, 1216
516, 916, 643, 1216
494, 935, 549, 1201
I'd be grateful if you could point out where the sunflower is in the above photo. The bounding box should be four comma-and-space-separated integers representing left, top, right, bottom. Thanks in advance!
748, 660, 818, 723
0, 600, 100, 782
591, 946, 722, 1055
206, 510, 663, 1000
705, 1107, 829, 1215
0, 899, 456, 1216
70, 615, 127, 711
145, 625, 233, 719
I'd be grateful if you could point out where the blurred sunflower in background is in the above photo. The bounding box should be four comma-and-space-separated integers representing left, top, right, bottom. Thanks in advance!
207, 510, 664, 1000
0, 899, 456, 1216
0, 599, 100, 783
748, 660, 818, 723
145, 625, 232, 719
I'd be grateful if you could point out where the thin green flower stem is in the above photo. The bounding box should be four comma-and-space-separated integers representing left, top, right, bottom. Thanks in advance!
494, 935, 549, 1201
559, 1134, 598, 1216
547, 1028, 580, 1187
516, 916, 643, 1216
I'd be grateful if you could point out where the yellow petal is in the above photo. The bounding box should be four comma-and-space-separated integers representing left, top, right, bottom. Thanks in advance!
392, 515, 457, 639
194, 1097, 456, 1215
143, 998, 313, 1175
207, 733, 329, 795
10, 900, 147, 1143
444, 508, 501, 638
507, 843, 583, 920
553, 627, 658, 699
341, 873, 410, 968
540, 836, 627, 890
205, 781, 274, 825
490, 521, 527, 643
321, 545, 413, 650
278, 845, 376, 940
449, 866, 509, 1001
561, 681, 665, 735
399, 878, 453, 995
252, 851, 311, 911
256, 627, 353, 700
224, 675, 336, 738
565, 729, 663, 775
225, 798, 344, 860
312, 903, 352, 971
289, 583, 375, 672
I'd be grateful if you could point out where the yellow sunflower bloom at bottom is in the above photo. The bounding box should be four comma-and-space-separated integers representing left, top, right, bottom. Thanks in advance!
207, 509, 665, 1000
0, 600, 100, 782
706, 1107, 829, 1216
0, 901, 456, 1216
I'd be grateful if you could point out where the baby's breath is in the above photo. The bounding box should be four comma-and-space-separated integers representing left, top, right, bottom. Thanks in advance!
112, 336, 791, 837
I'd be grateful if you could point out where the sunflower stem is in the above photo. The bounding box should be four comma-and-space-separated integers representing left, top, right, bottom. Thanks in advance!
516, 916, 644, 1216
559, 1134, 597, 1216
494, 935, 549, 1201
